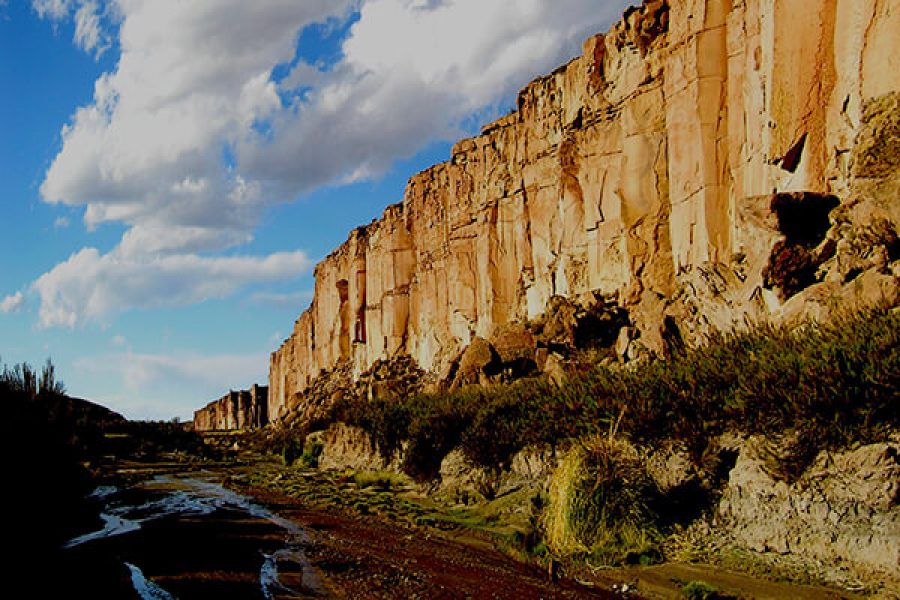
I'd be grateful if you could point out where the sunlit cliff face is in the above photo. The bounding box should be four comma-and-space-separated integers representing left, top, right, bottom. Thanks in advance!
269, 0, 900, 421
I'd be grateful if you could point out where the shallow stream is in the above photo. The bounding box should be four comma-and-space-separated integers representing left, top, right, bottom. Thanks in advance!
63, 473, 322, 599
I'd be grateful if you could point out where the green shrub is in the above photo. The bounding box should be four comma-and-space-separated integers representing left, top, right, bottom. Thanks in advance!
325, 306, 898, 481
543, 436, 661, 564
681, 580, 722, 600
402, 391, 477, 479
296, 437, 324, 468
353, 470, 405, 490
330, 395, 411, 460
276, 432, 304, 466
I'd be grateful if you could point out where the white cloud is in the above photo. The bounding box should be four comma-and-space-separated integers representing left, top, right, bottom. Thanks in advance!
111, 334, 126, 346
31, 0, 630, 327
32, 0, 109, 57
73, 0, 107, 57
249, 289, 313, 310
33, 248, 312, 328
32, 0, 71, 20
279, 60, 327, 91
41, 0, 626, 240
31, 0, 350, 326
54, 216, 70, 229
74, 350, 269, 420
40, 0, 353, 248
242, 0, 629, 192
0, 292, 24, 313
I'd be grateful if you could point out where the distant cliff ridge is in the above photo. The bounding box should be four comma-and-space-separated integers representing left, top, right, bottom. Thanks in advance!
193, 385, 268, 432
270, 0, 900, 422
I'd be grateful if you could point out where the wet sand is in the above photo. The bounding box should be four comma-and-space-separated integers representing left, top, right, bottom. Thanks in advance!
54, 485, 316, 598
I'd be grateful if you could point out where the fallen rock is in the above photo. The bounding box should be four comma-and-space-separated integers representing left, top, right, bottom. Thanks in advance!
615, 326, 637, 361
488, 323, 536, 365
646, 442, 697, 493
450, 337, 499, 390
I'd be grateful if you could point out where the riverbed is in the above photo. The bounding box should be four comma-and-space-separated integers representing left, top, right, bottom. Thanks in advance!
49, 462, 865, 599
60, 472, 322, 599
53, 463, 608, 599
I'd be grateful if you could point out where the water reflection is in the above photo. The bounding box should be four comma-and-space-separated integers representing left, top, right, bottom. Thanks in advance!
65, 474, 322, 599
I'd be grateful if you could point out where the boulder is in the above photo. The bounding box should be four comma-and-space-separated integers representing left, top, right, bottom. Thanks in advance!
488, 323, 536, 364
450, 337, 499, 390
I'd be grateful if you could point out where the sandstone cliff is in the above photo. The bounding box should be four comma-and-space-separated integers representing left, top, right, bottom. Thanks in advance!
270, 0, 900, 421
193, 384, 268, 432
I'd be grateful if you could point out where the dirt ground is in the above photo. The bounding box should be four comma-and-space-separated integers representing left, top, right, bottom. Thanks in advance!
246, 484, 612, 599
237, 469, 864, 600
48, 460, 868, 599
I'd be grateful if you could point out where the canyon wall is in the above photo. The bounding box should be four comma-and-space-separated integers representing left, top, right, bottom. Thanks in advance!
270, 0, 900, 421
193, 384, 268, 432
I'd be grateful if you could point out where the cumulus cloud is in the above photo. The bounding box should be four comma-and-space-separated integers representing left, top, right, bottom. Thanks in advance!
33, 248, 311, 328
32, 0, 630, 327
243, 0, 627, 192
73, 0, 107, 56
40, 0, 354, 246
54, 216, 70, 229
33, 0, 351, 326
32, 0, 71, 20
0, 292, 24, 313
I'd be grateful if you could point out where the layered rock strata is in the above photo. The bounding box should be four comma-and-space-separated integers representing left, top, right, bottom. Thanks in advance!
270, 0, 900, 421
193, 384, 268, 432
716, 438, 900, 579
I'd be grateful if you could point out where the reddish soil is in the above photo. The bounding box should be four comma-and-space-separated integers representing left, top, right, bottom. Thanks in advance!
248, 486, 614, 599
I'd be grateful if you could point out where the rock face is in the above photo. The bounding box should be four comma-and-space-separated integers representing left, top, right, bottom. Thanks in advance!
193, 384, 268, 432
270, 0, 900, 421
312, 423, 401, 473
717, 437, 900, 578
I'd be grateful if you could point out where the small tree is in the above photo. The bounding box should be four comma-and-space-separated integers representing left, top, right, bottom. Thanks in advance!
1, 358, 66, 398
39, 358, 66, 397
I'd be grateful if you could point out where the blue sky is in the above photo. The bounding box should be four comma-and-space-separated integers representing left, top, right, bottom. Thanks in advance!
0, 0, 628, 420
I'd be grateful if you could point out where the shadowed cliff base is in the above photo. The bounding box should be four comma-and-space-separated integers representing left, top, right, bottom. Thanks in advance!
235, 460, 871, 600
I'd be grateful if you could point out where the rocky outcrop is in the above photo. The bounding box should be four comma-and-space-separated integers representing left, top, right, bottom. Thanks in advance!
311, 423, 402, 473
193, 384, 268, 432
277, 356, 428, 432
310, 418, 900, 588
713, 437, 900, 587
270, 0, 900, 421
